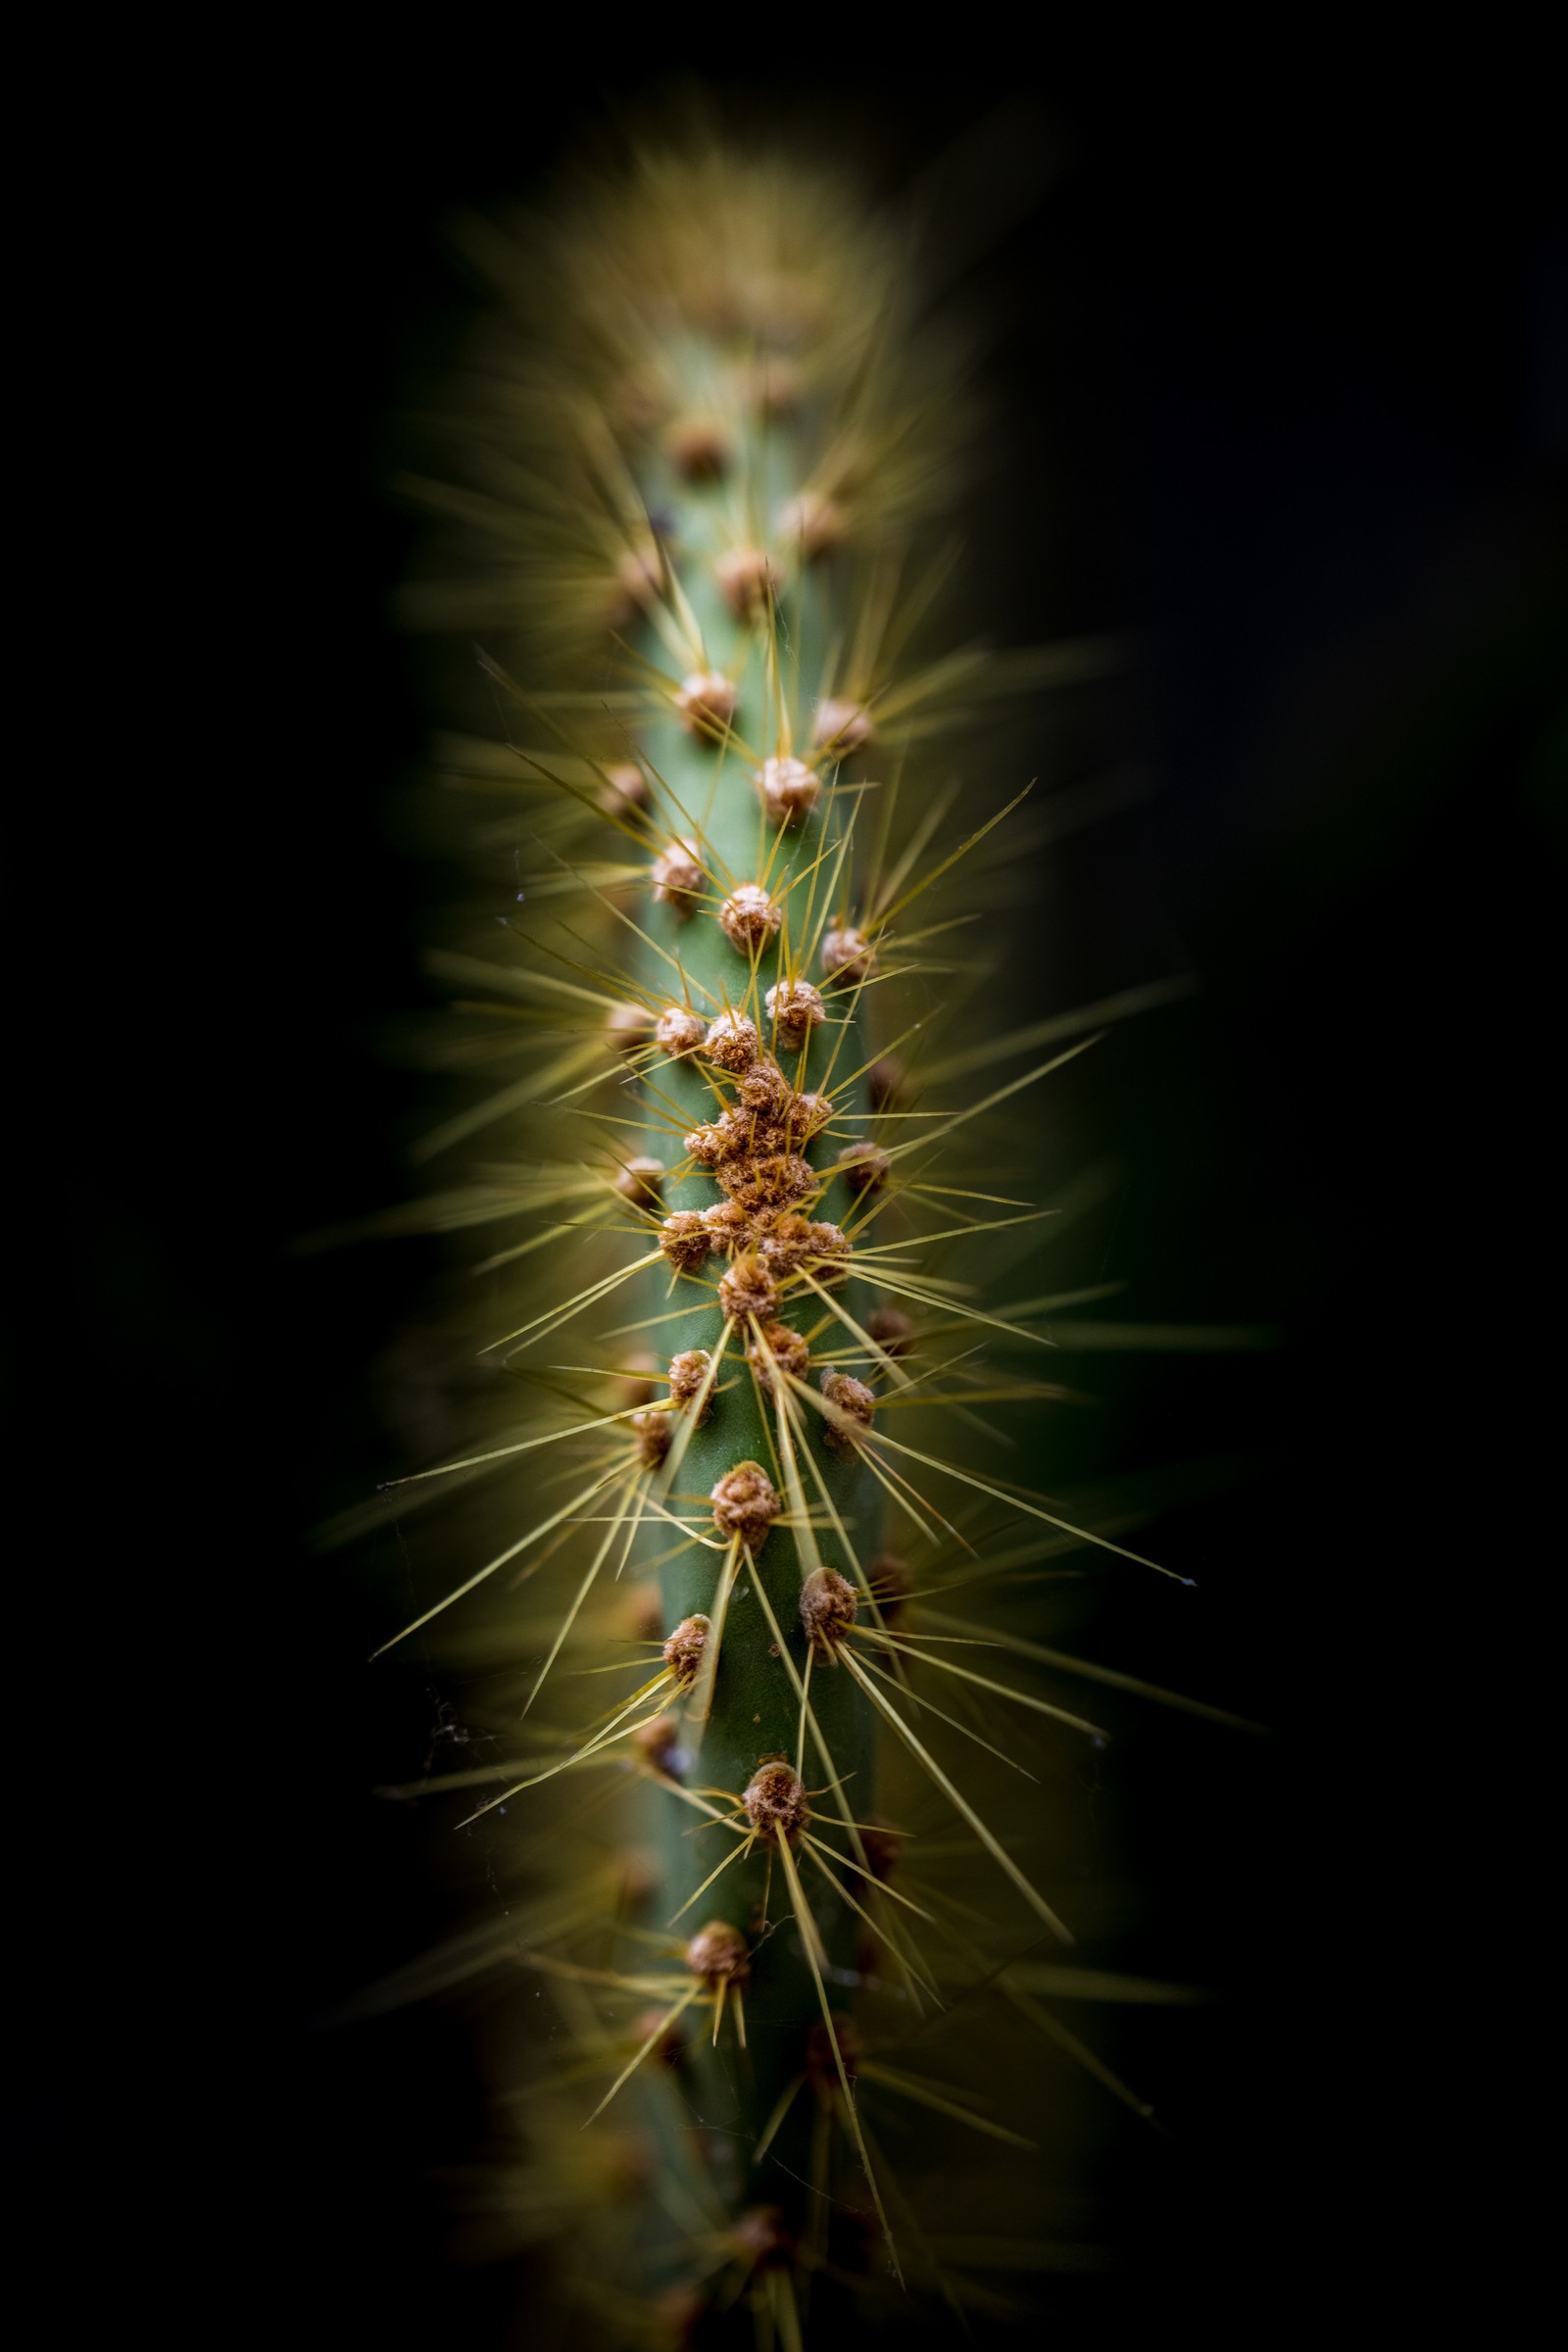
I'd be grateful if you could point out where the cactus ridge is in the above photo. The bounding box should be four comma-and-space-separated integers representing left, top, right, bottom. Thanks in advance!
348, 130, 1248, 2346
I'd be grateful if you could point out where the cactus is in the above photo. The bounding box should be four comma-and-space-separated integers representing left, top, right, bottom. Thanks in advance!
353, 128, 1251, 2345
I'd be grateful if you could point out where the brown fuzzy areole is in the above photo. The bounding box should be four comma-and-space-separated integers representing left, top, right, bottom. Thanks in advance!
631, 1409, 671, 1468
684, 1919, 750, 1984
673, 669, 738, 739
754, 1213, 813, 1276
713, 1153, 815, 1214
812, 696, 875, 755
650, 838, 705, 913
747, 1318, 809, 1396
736, 1060, 794, 1119
706, 1199, 820, 1262
718, 884, 782, 955
704, 1010, 760, 1070
662, 1612, 710, 1688
805, 1220, 853, 1284
600, 759, 650, 816
709, 1461, 781, 1548
713, 1102, 778, 1158
820, 925, 875, 985
728, 1118, 797, 1173
700, 1200, 751, 1254
717, 1252, 779, 1324
682, 1120, 730, 1170
666, 1348, 712, 1420
659, 1210, 710, 1274
783, 1091, 835, 1145
800, 1566, 858, 1654
615, 1154, 665, 1207
742, 1760, 808, 1841
656, 1005, 708, 1057
820, 1368, 875, 1454
755, 753, 819, 829
765, 976, 826, 1050
835, 1142, 890, 1195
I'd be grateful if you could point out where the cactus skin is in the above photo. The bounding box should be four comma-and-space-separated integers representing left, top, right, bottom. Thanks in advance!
360, 131, 1250, 2347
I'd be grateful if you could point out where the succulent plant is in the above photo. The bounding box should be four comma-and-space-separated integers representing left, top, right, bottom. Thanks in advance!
344, 127, 1256, 2347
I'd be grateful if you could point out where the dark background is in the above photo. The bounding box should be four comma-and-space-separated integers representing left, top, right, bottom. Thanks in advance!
10, 45, 1562, 2346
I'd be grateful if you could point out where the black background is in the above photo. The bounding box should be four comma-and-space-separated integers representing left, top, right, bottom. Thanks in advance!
9, 41, 1563, 2347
